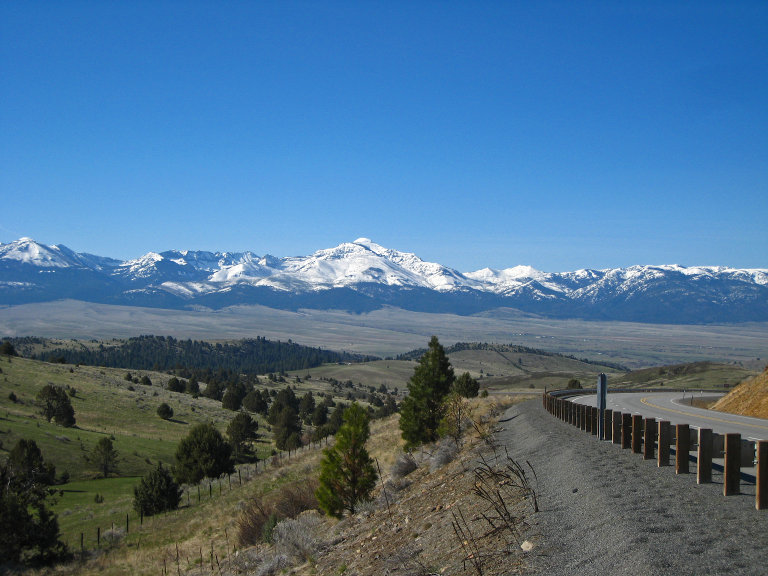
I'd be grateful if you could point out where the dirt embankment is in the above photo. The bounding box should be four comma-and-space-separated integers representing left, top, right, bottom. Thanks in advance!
712, 367, 768, 419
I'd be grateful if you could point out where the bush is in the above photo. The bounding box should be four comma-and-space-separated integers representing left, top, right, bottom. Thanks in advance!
236, 479, 319, 547
133, 463, 182, 517
429, 440, 459, 472
273, 512, 324, 560
390, 452, 418, 479
157, 403, 174, 420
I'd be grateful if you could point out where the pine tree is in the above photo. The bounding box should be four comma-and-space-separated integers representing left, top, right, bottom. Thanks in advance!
399, 336, 455, 448
316, 403, 377, 518
92, 437, 119, 478
133, 463, 182, 516
453, 372, 479, 398
174, 423, 234, 484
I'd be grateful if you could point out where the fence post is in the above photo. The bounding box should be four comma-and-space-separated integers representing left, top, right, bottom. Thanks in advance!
657, 420, 670, 467
612, 411, 621, 445
676, 424, 689, 474
97, 526, 100, 548
621, 413, 632, 449
757, 441, 767, 510
643, 418, 656, 460
591, 407, 598, 436
126, 513, 129, 534
632, 415, 643, 454
585, 406, 592, 434
724, 433, 741, 496
604, 409, 613, 442
697, 428, 713, 484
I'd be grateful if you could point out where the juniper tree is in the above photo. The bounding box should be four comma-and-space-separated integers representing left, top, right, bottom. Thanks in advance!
316, 403, 377, 518
399, 336, 455, 448
174, 423, 233, 484
133, 463, 181, 516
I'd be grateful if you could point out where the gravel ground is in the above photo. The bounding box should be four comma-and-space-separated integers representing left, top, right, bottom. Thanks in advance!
497, 399, 768, 576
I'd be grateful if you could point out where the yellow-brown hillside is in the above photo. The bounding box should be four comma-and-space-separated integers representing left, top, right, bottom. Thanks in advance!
712, 367, 768, 419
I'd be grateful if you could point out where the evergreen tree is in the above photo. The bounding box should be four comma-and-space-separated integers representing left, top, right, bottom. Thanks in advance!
0, 340, 17, 356
316, 403, 377, 518
242, 390, 268, 414
36, 385, 76, 427
399, 336, 454, 448
157, 403, 174, 420
0, 439, 65, 564
299, 391, 316, 423
272, 406, 302, 451
92, 437, 119, 478
453, 372, 480, 398
133, 463, 182, 516
174, 423, 234, 484
227, 412, 258, 460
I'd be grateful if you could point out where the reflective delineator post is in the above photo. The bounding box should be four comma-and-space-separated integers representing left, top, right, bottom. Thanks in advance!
597, 373, 607, 440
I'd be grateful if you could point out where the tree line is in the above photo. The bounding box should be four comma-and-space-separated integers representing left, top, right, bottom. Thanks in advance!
21, 335, 377, 375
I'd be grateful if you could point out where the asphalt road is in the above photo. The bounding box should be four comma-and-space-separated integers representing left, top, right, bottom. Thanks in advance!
572, 391, 768, 442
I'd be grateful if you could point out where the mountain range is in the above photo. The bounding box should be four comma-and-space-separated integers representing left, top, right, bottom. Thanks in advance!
1, 237, 766, 323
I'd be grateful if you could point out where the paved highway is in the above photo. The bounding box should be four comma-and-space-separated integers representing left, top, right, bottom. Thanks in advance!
572, 391, 768, 442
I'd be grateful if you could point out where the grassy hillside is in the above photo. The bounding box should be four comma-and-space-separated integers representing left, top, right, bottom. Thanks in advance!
607, 361, 758, 390
292, 343, 626, 395
711, 367, 768, 418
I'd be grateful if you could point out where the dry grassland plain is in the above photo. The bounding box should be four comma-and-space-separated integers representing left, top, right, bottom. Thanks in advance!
1, 300, 766, 369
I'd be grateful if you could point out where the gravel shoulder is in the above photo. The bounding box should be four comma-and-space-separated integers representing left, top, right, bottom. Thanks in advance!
498, 399, 768, 576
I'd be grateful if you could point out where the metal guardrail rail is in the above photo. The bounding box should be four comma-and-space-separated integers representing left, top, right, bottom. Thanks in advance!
542, 386, 768, 510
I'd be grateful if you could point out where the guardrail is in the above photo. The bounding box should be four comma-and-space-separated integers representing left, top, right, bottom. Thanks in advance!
542, 388, 768, 510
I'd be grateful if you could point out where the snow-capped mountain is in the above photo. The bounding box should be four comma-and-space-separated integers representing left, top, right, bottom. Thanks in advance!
1, 237, 766, 323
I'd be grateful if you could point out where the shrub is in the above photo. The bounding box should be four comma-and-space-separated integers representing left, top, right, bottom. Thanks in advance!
273, 512, 324, 560
429, 440, 458, 472
236, 479, 319, 547
166, 377, 184, 393
157, 403, 174, 420
390, 452, 418, 479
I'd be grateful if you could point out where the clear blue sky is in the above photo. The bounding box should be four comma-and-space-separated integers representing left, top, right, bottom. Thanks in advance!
2, 1, 766, 272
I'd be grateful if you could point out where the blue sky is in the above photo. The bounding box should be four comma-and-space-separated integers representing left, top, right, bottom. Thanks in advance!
2, 1, 766, 272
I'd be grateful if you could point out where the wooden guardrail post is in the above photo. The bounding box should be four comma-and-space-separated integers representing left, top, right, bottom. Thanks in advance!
584, 405, 590, 433
580, 405, 587, 431
697, 428, 713, 484
676, 423, 689, 474
612, 411, 621, 445
724, 433, 741, 496
591, 406, 598, 436
632, 415, 643, 454
657, 420, 670, 467
643, 417, 656, 460
604, 408, 613, 442
757, 441, 767, 510
621, 413, 632, 449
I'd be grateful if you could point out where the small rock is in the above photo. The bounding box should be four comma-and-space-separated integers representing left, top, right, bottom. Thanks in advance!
521, 540, 534, 552
572, 488, 578, 493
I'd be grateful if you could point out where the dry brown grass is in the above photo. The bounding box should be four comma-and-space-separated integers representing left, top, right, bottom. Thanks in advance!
711, 367, 768, 419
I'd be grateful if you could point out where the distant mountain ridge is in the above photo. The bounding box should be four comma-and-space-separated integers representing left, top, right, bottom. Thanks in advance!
1, 237, 766, 323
